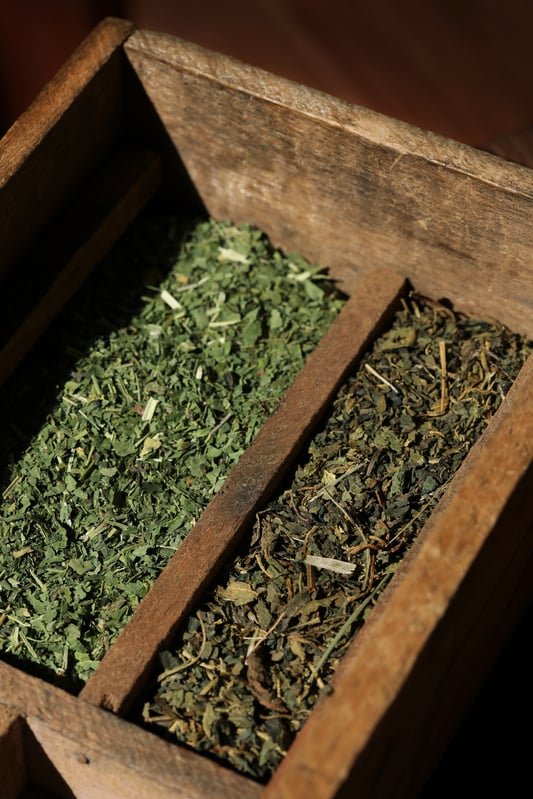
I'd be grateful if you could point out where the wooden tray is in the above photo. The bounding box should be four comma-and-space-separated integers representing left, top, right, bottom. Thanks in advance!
1, 18, 532, 799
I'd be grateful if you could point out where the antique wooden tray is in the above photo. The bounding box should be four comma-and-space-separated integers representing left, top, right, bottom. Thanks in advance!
0, 18, 532, 799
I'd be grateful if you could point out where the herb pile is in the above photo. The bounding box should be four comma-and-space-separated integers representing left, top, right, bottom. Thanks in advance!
145, 294, 531, 781
0, 216, 345, 684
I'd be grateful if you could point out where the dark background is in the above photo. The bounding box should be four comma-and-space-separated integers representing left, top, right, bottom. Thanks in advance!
1, 2, 532, 795
2, 0, 533, 145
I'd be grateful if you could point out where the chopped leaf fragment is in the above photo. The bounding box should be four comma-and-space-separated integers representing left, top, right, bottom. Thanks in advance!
160, 289, 181, 310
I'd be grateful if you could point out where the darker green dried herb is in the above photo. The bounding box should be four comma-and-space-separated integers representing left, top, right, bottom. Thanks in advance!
145, 293, 531, 781
0, 216, 345, 684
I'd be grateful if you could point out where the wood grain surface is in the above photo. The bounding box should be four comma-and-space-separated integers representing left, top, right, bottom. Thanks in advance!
0, 661, 260, 799
125, 30, 533, 338
3, 2, 533, 149
132, 0, 533, 176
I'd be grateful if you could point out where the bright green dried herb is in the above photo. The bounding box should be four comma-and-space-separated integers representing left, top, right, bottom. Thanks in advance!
0, 215, 345, 685
145, 294, 532, 781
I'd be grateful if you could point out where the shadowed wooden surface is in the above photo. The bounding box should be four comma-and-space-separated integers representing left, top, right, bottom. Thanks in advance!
0, 145, 161, 386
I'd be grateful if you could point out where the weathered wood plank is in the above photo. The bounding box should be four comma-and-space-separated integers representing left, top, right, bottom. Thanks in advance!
80, 269, 406, 715
0, 18, 134, 282
0, 662, 260, 799
125, 29, 533, 337
262, 353, 533, 799
0, 705, 26, 798
0, 145, 161, 386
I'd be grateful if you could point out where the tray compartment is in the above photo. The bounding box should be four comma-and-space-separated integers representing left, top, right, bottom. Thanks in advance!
0, 16, 532, 799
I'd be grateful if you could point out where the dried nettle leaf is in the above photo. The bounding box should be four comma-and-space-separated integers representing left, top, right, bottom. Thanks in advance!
0, 215, 345, 685
146, 293, 531, 782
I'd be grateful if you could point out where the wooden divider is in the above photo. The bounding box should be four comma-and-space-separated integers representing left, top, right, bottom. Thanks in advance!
80, 269, 407, 715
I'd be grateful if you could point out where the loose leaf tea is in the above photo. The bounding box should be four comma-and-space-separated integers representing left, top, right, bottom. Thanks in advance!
0, 216, 345, 684
144, 294, 531, 781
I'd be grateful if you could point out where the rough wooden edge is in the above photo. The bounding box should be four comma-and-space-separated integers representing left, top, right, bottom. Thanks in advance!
0, 145, 161, 387
79, 269, 407, 714
0, 18, 133, 183
0, 663, 261, 799
0, 705, 26, 798
125, 29, 533, 198
0, 18, 135, 281
262, 353, 533, 799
